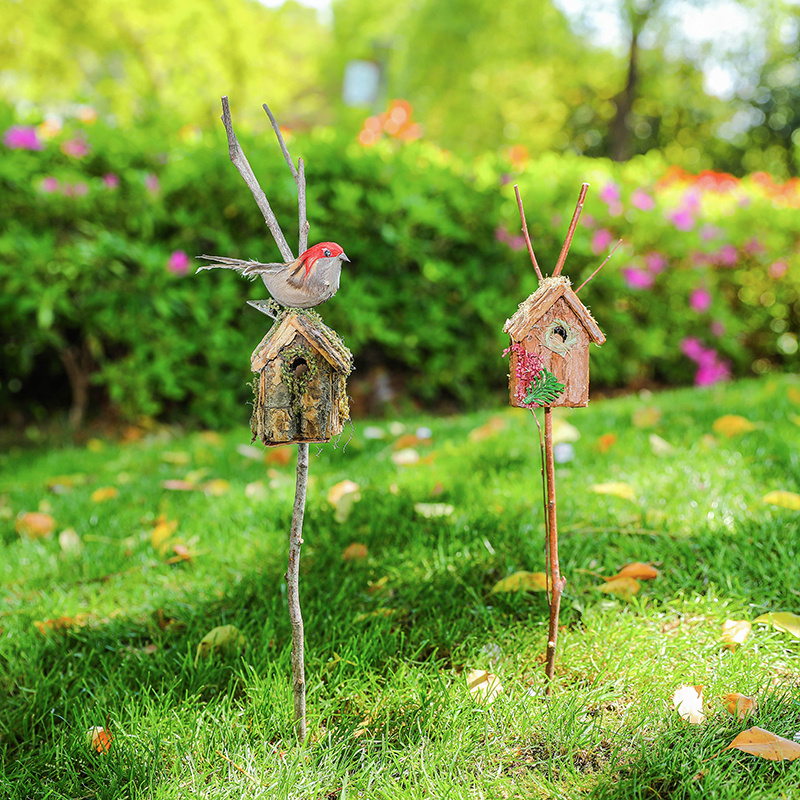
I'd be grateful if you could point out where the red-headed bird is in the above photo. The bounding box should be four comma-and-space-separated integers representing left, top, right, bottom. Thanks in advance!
197, 242, 350, 309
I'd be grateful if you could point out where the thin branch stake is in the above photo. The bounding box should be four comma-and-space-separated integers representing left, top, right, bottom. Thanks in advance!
553, 183, 589, 277
514, 184, 544, 282
575, 239, 623, 294
263, 103, 298, 179
220, 97, 293, 262
298, 158, 309, 253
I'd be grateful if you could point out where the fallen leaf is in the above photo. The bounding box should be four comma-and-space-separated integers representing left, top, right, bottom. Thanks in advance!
362, 425, 386, 440
673, 684, 706, 724
787, 386, 800, 405
721, 620, 751, 650
726, 726, 800, 761
632, 406, 662, 428
199, 431, 222, 445
34, 615, 87, 635
87, 726, 112, 754
649, 433, 674, 456
245, 480, 267, 500
599, 576, 641, 600
724, 693, 758, 719
712, 414, 755, 437
342, 543, 368, 561
46, 474, 88, 493
58, 528, 83, 554
391, 448, 419, 466
203, 479, 230, 496
327, 480, 361, 522
161, 479, 196, 491
469, 416, 507, 442
762, 490, 800, 511
265, 447, 293, 466
161, 451, 191, 465
551, 417, 580, 443
414, 502, 454, 518
16, 511, 56, 539
194, 624, 246, 665
596, 433, 617, 453
86, 438, 105, 452
166, 543, 192, 564
491, 571, 548, 594
753, 612, 800, 639
466, 669, 503, 704
91, 486, 118, 503
590, 482, 636, 501
237, 444, 263, 460
185, 468, 210, 484
393, 433, 425, 450
612, 562, 658, 580
151, 517, 178, 553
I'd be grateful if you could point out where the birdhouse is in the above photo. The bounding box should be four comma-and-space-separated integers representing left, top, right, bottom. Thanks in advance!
250, 312, 354, 446
504, 275, 605, 408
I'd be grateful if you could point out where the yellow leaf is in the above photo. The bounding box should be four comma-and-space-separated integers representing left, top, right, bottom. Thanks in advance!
721, 620, 751, 650
673, 684, 706, 724
327, 480, 361, 522
91, 486, 118, 503
15, 511, 55, 539
166, 543, 192, 564
87, 726, 113, 754
34, 615, 87, 635
596, 433, 617, 452
649, 433, 674, 456
468, 416, 506, 442
342, 543, 368, 561
762, 490, 800, 511
787, 386, 800, 405
726, 726, 800, 761
599, 576, 640, 600
194, 625, 246, 665
58, 528, 83, 554
551, 417, 580, 443
414, 502, 454, 518
185, 468, 210, 484
391, 448, 420, 465
724, 693, 757, 720
86, 438, 104, 452
753, 612, 800, 639
161, 479, 196, 491
612, 562, 658, 580
151, 516, 178, 554
712, 415, 755, 437
632, 406, 662, 428
590, 482, 636, 501
199, 431, 222, 445
491, 571, 548, 594
366, 575, 390, 595
203, 479, 230, 497
265, 447, 293, 466
466, 669, 503, 704
161, 451, 191, 465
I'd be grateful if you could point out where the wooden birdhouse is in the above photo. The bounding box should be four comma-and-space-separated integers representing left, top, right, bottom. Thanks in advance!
250, 311, 354, 446
504, 275, 605, 408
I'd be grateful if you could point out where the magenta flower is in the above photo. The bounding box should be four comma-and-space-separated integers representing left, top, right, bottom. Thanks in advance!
743, 237, 765, 255
700, 224, 723, 241
680, 337, 706, 361
681, 188, 702, 212
4, 125, 43, 151
681, 337, 731, 386
168, 250, 190, 276
689, 287, 712, 313
622, 268, 654, 290
644, 252, 667, 274
145, 173, 160, 193
631, 189, 655, 211
710, 320, 726, 337
102, 173, 119, 189
769, 260, 788, 279
591, 228, 614, 255
502, 342, 544, 406
714, 245, 737, 267
40, 177, 59, 193
580, 213, 596, 229
73, 181, 89, 197
668, 208, 695, 231
61, 137, 89, 158
599, 182, 621, 205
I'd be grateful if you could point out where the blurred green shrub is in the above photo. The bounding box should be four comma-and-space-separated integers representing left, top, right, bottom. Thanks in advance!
1, 103, 798, 427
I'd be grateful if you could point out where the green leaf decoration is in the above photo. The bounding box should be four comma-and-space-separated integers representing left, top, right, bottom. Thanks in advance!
524, 368, 565, 407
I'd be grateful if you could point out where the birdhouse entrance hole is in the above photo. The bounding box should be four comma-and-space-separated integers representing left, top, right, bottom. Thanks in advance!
543, 318, 578, 356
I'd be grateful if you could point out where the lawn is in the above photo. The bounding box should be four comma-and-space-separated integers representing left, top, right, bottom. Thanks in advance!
1, 375, 799, 799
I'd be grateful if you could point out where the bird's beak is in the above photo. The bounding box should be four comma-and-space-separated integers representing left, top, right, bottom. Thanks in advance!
340, 252, 350, 263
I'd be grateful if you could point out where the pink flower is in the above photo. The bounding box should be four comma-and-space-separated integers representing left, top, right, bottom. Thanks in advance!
714, 244, 737, 267
580, 213, 596, 229
644, 252, 667, 274
145, 173, 160, 193
502, 342, 544, 407
700, 225, 722, 241
73, 182, 89, 196
668, 208, 695, 231
622, 268, 654, 290
102, 173, 119, 189
168, 250, 190, 276
631, 189, 655, 211
61, 137, 89, 158
591, 228, 614, 255
710, 320, 726, 337
40, 177, 59, 193
599, 182, 620, 205
743, 237, 765, 255
689, 287, 712, 313
681, 188, 702, 212
681, 337, 706, 361
681, 337, 731, 386
769, 260, 788, 278
3, 125, 43, 151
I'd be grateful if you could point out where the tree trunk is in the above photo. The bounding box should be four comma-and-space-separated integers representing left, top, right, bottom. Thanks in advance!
609, 27, 640, 162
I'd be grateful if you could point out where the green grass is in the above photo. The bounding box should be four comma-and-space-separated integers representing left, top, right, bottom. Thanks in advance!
1, 375, 799, 799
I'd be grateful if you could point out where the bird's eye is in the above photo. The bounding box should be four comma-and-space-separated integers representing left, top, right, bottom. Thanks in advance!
323, 248, 331, 257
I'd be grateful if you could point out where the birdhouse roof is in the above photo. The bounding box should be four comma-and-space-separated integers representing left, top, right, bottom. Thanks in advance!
504, 276, 605, 345
251, 312, 353, 374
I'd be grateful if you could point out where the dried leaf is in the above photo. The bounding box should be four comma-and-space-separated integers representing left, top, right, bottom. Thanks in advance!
185, 468, 210, 484
265, 447, 293, 466
469, 416, 507, 442
366, 575, 390, 595
199, 431, 222, 445
245, 480, 267, 500
724, 693, 757, 719
34, 615, 87, 635
46, 474, 88, 492
342, 543, 368, 561
762, 490, 800, 511
166, 543, 192, 564
612, 562, 658, 580
87, 726, 112, 754
590, 482, 636, 501
726, 726, 800, 761
161, 479, 196, 491
362, 425, 386, 440
414, 502, 454, 518
86, 438, 105, 452
754, 612, 800, 639
632, 406, 662, 428
327, 480, 361, 522
151, 517, 178, 553
712, 414, 755, 437
466, 669, 503, 704
393, 433, 425, 450
16, 511, 55, 539
596, 433, 617, 453
161, 451, 191, 465
58, 528, 83, 554
194, 625, 246, 665
786, 386, 800, 405
649, 433, 674, 456
91, 486, 118, 503
551, 417, 580, 443
391, 448, 420, 465
237, 444, 263, 460
721, 620, 751, 650
673, 684, 706, 724
203, 479, 230, 496
491, 571, 548, 594
599, 576, 641, 600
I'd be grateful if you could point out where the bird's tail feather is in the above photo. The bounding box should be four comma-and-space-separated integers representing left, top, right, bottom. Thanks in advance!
196, 255, 284, 279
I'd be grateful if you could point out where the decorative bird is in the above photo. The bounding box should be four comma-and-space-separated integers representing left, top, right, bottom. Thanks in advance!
197, 242, 350, 309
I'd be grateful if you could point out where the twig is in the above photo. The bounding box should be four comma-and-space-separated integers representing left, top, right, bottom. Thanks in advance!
575, 239, 623, 294
215, 750, 270, 788
529, 408, 551, 606
553, 183, 589, 277
263, 103, 298, 179
220, 97, 293, 261
514, 185, 544, 282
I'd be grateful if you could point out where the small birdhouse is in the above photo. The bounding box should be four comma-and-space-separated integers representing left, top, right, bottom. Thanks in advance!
504, 275, 605, 408
250, 312, 354, 446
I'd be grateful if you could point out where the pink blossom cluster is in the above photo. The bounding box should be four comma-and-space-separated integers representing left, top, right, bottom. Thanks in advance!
167, 250, 190, 276
495, 225, 525, 251
502, 342, 543, 406
681, 337, 731, 386
621, 251, 668, 290
39, 174, 119, 195
3, 126, 44, 151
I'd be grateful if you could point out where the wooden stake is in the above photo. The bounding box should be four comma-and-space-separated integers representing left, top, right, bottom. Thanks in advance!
543, 407, 566, 693
553, 183, 589, 277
